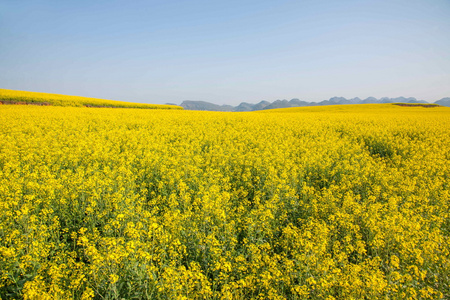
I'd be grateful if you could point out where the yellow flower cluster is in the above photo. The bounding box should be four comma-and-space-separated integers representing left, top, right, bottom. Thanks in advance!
0, 104, 449, 299
0, 89, 182, 109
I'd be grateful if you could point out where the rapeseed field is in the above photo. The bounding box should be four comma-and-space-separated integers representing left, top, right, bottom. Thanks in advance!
0, 104, 449, 299
0, 89, 182, 109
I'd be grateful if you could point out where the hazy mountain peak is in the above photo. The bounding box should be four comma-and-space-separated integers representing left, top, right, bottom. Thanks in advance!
179, 96, 448, 111
435, 97, 450, 107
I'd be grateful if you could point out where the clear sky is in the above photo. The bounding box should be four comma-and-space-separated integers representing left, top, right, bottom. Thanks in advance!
1, 0, 449, 105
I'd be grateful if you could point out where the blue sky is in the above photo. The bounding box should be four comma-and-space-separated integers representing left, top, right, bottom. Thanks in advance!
1, 0, 449, 105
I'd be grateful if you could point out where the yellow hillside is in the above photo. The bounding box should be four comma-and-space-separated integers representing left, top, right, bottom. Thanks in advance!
259, 103, 444, 114
0, 88, 182, 109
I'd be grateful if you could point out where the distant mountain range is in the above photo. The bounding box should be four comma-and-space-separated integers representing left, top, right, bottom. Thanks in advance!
176, 97, 450, 111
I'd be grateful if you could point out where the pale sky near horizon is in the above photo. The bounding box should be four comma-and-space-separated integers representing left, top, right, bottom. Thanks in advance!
1, 0, 449, 105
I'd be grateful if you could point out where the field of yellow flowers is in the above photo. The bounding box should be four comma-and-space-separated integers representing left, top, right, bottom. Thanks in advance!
0, 89, 182, 109
1, 104, 449, 299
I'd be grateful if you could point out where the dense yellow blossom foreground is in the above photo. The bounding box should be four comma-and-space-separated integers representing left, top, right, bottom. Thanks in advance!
0, 88, 182, 109
0, 104, 449, 299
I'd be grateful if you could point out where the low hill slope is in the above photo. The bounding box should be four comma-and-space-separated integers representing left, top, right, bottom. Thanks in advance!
0, 88, 183, 109
435, 97, 450, 107
180, 100, 233, 111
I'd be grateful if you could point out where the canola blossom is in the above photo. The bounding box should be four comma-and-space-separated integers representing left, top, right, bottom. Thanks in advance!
0, 89, 182, 109
0, 104, 449, 299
